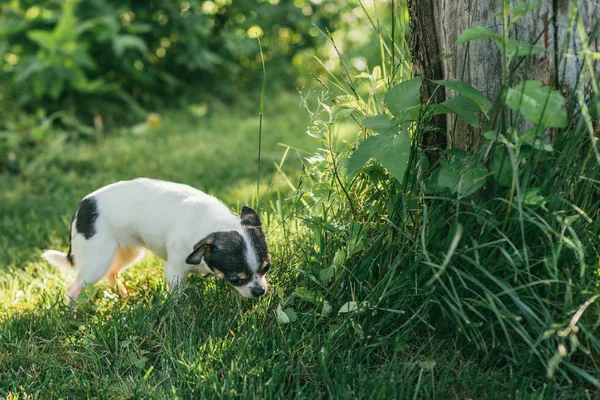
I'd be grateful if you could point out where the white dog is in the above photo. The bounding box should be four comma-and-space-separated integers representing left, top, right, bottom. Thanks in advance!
42, 178, 271, 305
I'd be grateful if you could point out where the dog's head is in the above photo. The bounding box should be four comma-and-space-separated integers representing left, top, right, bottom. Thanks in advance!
185, 206, 270, 298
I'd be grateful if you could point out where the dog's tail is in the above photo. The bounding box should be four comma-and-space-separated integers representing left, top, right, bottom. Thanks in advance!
42, 250, 74, 272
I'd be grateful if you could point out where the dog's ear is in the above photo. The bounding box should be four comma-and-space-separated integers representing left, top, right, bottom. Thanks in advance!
186, 234, 214, 265
240, 206, 261, 227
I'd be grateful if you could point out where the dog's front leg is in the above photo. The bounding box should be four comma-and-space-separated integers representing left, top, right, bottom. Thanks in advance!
165, 262, 186, 291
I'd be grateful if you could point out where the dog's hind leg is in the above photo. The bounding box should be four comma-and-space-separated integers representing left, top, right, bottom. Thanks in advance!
106, 246, 145, 297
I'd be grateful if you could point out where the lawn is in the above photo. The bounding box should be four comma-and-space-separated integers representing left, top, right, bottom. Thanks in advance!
0, 92, 587, 399
0, 92, 323, 398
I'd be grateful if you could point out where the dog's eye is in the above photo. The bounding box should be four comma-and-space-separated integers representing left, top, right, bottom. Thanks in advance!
228, 276, 245, 285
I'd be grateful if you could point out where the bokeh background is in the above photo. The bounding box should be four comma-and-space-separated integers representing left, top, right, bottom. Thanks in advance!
0, 0, 401, 174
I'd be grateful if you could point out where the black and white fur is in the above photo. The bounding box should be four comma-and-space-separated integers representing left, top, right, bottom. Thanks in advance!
42, 178, 271, 305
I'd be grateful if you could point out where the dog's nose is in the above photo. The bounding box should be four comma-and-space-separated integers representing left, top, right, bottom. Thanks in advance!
251, 287, 265, 297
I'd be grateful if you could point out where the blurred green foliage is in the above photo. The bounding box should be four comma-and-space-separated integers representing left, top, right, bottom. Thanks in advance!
0, 0, 398, 173
1, 0, 326, 116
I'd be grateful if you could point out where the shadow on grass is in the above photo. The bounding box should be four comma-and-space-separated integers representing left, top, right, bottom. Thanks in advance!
0, 276, 269, 396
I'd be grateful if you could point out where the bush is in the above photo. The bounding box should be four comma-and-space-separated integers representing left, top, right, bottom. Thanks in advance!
0, 0, 388, 174
0, 0, 331, 120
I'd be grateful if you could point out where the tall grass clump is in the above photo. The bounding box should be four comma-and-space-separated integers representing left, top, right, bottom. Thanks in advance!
283, 1, 599, 394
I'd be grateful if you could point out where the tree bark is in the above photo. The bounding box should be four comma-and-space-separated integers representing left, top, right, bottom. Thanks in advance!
408, 0, 447, 165
410, 0, 599, 152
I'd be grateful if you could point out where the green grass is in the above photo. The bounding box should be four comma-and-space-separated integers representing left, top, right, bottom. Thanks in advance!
0, 91, 597, 399
4, 1, 598, 396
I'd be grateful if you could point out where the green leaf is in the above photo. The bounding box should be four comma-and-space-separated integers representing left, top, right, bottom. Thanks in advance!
506, 80, 567, 127
332, 250, 346, 266
347, 222, 365, 255
523, 188, 547, 208
497, 38, 546, 58
518, 127, 553, 151
434, 79, 492, 115
512, 2, 541, 22
276, 304, 290, 324
490, 147, 513, 187
32, 73, 47, 99
433, 95, 481, 127
113, 34, 148, 57
339, 301, 370, 314
293, 287, 320, 303
15, 58, 44, 82
128, 352, 148, 369
348, 135, 379, 177
362, 115, 400, 135
136, 356, 148, 369
456, 26, 502, 44
338, 301, 358, 314
334, 108, 356, 122
128, 352, 138, 364
378, 131, 412, 183
385, 77, 422, 122
27, 30, 57, 51
70, 49, 97, 69
319, 266, 335, 282
0, 16, 27, 36
348, 131, 412, 183
74, 78, 105, 93
351, 320, 364, 337
437, 165, 487, 197
483, 130, 496, 140
54, 0, 78, 41
321, 301, 333, 317
284, 308, 298, 323
48, 77, 65, 99
427, 151, 488, 197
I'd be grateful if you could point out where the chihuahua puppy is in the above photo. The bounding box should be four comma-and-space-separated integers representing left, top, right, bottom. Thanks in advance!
42, 178, 271, 305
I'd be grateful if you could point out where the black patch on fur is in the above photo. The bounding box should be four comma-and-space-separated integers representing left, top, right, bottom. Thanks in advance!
65, 202, 80, 266
75, 197, 99, 240
185, 234, 214, 265
240, 206, 261, 227
200, 231, 253, 287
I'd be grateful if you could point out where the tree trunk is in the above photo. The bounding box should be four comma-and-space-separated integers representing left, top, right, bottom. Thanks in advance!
410, 0, 600, 152
408, 0, 447, 165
